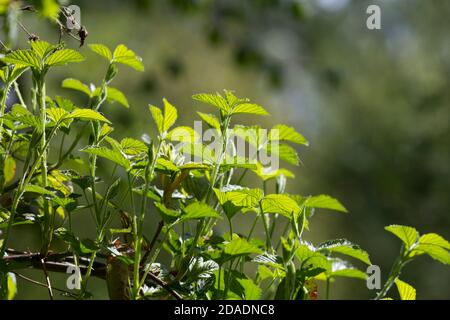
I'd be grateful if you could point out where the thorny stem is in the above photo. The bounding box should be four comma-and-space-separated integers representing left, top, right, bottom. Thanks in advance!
0, 83, 11, 144
132, 138, 162, 299
0, 123, 61, 260
36, 77, 51, 256
187, 115, 232, 260
78, 65, 112, 297
375, 247, 410, 300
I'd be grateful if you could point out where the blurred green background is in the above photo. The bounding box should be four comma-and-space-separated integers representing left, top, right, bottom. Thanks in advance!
3, 0, 449, 299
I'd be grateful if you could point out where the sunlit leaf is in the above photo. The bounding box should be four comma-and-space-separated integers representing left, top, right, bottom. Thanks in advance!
167, 126, 199, 142
232, 103, 269, 116
67, 109, 111, 123
120, 138, 147, 155
180, 202, 221, 222
318, 239, 371, 265
214, 187, 263, 208
223, 234, 263, 257
304, 195, 348, 213
193, 92, 230, 112
81, 147, 130, 170
45, 49, 84, 66
7, 273, 17, 300
113, 44, 144, 71
149, 105, 164, 134
395, 279, 416, 300
261, 194, 301, 218
269, 124, 309, 146
197, 112, 220, 129
30, 40, 55, 58
2, 50, 41, 69
3, 156, 16, 185
46, 108, 69, 123
156, 158, 179, 173
24, 185, 54, 196
62, 78, 92, 96
252, 163, 295, 181
411, 233, 450, 265
265, 143, 299, 166
89, 43, 113, 61
105, 87, 129, 108
385, 225, 419, 249
237, 278, 261, 300
162, 98, 177, 132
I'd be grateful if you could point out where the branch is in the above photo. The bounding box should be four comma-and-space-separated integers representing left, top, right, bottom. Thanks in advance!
3, 249, 182, 300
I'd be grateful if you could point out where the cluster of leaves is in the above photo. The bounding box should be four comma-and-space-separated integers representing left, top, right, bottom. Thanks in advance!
0, 41, 449, 300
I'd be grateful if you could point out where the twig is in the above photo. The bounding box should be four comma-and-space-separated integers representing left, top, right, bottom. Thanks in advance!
13, 272, 77, 298
146, 271, 183, 300
141, 220, 164, 264
3, 249, 183, 300
41, 258, 54, 300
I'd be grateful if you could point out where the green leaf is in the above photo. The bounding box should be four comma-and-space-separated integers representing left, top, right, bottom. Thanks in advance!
418, 233, 450, 249
81, 147, 130, 170
261, 194, 301, 218
54, 228, 98, 255
89, 43, 113, 61
295, 243, 329, 270
411, 233, 450, 265
24, 185, 54, 196
304, 195, 348, 213
99, 123, 114, 139
192, 92, 230, 113
149, 99, 178, 134
156, 158, 179, 173
162, 98, 177, 132
232, 103, 269, 116
2, 50, 41, 69
237, 278, 261, 300
329, 267, 367, 280
197, 112, 220, 129
179, 163, 212, 171
45, 49, 84, 66
54, 96, 75, 111
46, 108, 69, 123
167, 126, 199, 142
105, 87, 129, 108
113, 44, 144, 71
30, 40, 54, 58
62, 78, 92, 96
385, 225, 419, 249
120, 138, 147, 155
180, 202, 221, 222
265, 143, 299, 166
6, 66, 29, 84
149, 105, 164, 134
269, 124, 309, 146
223, 234, 263, 257
252, 163, 295, 181
67, 109, 111, 123
395, 279, 416, 300
7, 273, 17, 300
154, 202, 180, 224
3, 156, 16, 185
2, 108, 41, 129
318, 239, 371, 265
214, 187, 263, 208
232, 125, 264, 149
214, 187, 263, 219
